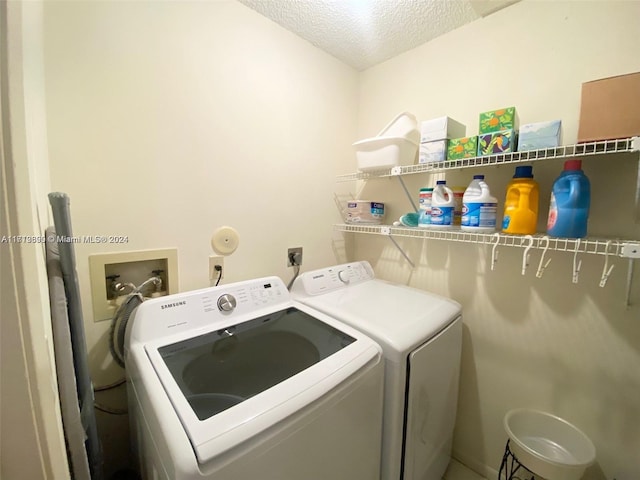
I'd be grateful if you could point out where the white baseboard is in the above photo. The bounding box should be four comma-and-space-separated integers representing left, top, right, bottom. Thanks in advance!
445, 453, 500, 480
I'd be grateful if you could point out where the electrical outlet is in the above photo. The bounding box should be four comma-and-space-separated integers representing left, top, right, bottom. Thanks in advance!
287, 247, 303, 267
209, 255, 224, 285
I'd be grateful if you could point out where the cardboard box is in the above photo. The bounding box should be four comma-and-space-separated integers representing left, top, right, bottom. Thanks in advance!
419, 140, 447, 163
478, 129, 517, 156
420, 117, 466, 143
518, 120, 562, 151
479, 107, 518, 134
577, 72, 640, 142
447, 136, 478, 160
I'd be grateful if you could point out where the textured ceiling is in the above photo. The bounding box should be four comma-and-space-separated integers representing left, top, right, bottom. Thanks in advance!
238, 0, 518, 71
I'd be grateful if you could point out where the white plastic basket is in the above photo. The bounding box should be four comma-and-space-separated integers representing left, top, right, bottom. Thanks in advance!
353, 112, 420, 171
504, 409, 596, 480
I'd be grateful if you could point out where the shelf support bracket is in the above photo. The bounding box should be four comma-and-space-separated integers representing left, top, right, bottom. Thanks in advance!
381, 227, 415, 268
621, 241, 640, 307
626, 259, 635, 308
392, 169, 419, 212
633, 137, 640, 223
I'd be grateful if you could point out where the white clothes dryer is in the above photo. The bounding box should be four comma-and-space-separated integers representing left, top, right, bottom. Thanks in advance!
291, 261, 463, 480
125, 276, 384, 480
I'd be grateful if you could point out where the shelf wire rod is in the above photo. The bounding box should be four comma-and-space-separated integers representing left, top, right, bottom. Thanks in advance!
387, 234, 415, 268
635, 148, 640, 222
396, 176, 419, 212
333, 224, 637, 258
626, 259, 635, 308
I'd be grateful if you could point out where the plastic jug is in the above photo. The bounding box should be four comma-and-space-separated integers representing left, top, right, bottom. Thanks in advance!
461, 175, 497, 233
547, 159, 591, 238
502, 166, 539, 235
429, 181, 455, 228
418, 187, 433, 228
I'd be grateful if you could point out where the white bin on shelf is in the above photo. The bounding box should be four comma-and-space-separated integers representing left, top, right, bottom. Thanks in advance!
504, 409, 596, 480
353, 112, 420, 171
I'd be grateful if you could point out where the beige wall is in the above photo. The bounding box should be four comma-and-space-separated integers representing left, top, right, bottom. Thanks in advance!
355, 1, 640, 479
43, 0, 357, 475
39, 0, 640, 478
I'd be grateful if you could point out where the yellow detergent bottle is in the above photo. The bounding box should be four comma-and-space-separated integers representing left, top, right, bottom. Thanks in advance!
501, 166, 539, 235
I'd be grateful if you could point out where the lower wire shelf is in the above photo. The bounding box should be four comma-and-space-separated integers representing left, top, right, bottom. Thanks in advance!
334, 223, 639, 258
335, 223, 638, 304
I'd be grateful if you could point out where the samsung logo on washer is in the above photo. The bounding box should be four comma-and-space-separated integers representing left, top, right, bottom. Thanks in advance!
161, 301, 186, 310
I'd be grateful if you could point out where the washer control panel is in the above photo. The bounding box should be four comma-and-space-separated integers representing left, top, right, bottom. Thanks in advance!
131, 277, 289, 342
202, 280, 286, 315
294, 261, 374, 296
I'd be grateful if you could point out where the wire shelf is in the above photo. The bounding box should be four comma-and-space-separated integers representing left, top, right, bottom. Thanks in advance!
333, 223, 639, 258
337, 136, 640, 182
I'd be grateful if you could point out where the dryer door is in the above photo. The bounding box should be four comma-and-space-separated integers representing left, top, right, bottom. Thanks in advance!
402, 317, 462, 480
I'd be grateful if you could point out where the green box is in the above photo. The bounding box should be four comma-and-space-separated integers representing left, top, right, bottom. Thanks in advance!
479, 106, 518, 134
447, 136, 478, 160
477, 129, 517, 156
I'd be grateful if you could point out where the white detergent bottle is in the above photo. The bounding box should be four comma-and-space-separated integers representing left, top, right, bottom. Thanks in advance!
461, 174, 497, 233
429, 180, 455, 228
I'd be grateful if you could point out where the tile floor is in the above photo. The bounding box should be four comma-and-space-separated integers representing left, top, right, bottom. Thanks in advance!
444, 459, 487, 480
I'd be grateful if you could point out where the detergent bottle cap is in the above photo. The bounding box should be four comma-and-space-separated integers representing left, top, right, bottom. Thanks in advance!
564, 159, 582, 171
473, 175, 485, 180
513, 166, 533, 178
436, 180, 446, 185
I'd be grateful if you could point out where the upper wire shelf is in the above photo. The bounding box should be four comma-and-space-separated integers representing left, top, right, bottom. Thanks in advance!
336, 136, 640, 182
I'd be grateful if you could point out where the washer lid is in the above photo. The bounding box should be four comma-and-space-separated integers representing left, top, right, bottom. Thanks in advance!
296, 279, 461, 360
143, 303, 381, 464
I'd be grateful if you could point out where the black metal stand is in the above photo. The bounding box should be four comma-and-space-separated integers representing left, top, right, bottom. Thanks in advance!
498, 440, 536, 480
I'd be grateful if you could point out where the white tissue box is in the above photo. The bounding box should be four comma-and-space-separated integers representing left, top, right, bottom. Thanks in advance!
420, 116, 466, 143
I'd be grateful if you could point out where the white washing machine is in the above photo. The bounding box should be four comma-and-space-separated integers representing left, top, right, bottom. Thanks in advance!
125, 276, 384, 480
291, 261, 463, 480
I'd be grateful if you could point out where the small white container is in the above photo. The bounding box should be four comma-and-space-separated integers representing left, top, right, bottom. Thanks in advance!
418, 187, 433, 228
345, 201, 385, 224
353, 112, 420, 171
504, 409, 596, 480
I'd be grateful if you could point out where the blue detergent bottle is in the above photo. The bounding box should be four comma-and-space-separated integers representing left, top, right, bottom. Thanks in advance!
546, 159, 591, 238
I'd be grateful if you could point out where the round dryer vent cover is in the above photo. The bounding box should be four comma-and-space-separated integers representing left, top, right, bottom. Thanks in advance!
211, 226, 240, 255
